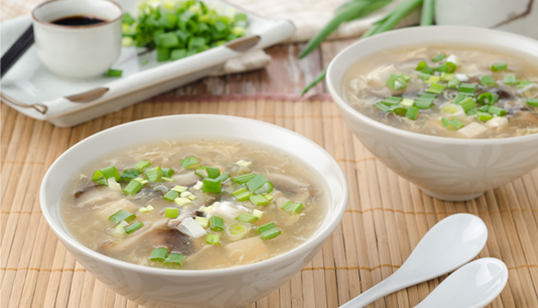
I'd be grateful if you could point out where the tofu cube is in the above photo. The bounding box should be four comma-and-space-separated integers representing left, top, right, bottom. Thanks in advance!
458, 122, 488, 138
485, 117, 508, 132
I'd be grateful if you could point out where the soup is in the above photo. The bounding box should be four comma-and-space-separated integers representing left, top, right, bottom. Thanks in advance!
343, 46, 538, 138
60, 140, 326, 270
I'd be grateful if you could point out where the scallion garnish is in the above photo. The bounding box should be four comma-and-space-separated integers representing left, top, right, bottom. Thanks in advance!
246, 174, 270, 192
518, 80, 533, 88
458, 97, 476, 113
454, 93, 474, 104
134, 160, 151, 171
236, 213, 258, 223
119, 169, 141, 182
107, 69, 122, 77
476, 111, 494, 122
281, 201, 304, 214
527, 98, 538, 107
415, 94, 436, 109
375, 103, 392, 112
92, 166, 120, 185
195, 217, 209, 228
435, 62, 456, 73
215, 173, 230, 182
123, 179, 143, 195
391, 105, 407, 115
459, 83, 478, 94
206, 233, 220, 245
146, 167, 163, 182
386, 73, 407, 90
163, 190, 180, 201
231, 173, 256, 184
165, 207, 179, 218
419, 72, 431, 81
181, 156, 200, 169
448, 78, 460, 88
426, 76, 440, 84
477, 105, 490, 112
381, 96, 403, 105
163, 253, 185, 268
405, 106, 420, 120
232, 188, 251, 201
491, 63, 507, 72
400, 98, 414, 107
109, 209, 136, 225
427, 83, 446, 94
203, 178, 221, 194
441, 117, 464, 130
210, 216, 224, 231
488, 106, 507, 116
250, 195, 270, 206
161, 168, 175, 178
149, 247, 168, 262
481, 75, 497, 86
258, 222, 281, 240
125, 221, 144, 233
503, 75, 518, 85
416, 61, 435, 75
252, 209, 264, 218
432, 53, 446, 62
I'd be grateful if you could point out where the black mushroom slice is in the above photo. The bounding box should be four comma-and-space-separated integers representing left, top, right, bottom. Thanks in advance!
266, 173, 313, 203
149, 230, 195, 256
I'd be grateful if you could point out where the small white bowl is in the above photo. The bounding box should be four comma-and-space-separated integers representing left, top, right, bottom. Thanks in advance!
40, 115, 348, 308
326, 26, 538, 201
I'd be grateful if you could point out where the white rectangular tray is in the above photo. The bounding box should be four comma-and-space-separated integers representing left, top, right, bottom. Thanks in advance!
0, 0, 295, 127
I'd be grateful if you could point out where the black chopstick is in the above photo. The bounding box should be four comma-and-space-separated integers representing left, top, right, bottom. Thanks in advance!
1, 25, 34, 78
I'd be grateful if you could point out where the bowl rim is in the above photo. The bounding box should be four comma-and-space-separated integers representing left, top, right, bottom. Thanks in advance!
326, 25, 538, 145
39, 114, 349, 277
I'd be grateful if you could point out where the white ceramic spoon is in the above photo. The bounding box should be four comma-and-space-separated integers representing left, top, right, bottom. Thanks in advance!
414, 258, 508, 308
340, 214, 488, 308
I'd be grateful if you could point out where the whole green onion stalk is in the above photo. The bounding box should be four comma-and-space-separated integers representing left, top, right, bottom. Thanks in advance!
300, 0, 431, 96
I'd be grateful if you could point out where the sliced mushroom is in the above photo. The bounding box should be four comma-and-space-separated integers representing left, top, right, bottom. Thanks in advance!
173, 171, 202, 186
149, 229, 194, 255
515, 111, 538, 126
100, 219, 168, 252
74, 186, 123, 208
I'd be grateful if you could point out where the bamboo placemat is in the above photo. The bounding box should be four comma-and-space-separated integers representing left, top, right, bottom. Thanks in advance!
2, 94, 538, 308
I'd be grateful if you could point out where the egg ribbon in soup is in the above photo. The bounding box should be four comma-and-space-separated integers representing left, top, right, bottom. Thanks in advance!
61, 141, 325, 270
343, 47, 538, 139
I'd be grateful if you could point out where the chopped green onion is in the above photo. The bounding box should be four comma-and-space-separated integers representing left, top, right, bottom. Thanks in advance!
416, 60, 426, 71
491, 93, 499, 105
488, 106, 507, 116
427, 83, 446, 94
181, 156, 199, 169
210, 216, 224, 231
203, 178, 221, 194
258, 222, 281, 240
125, 221, 144, 233
170, 49, 187, 61
381, 96, 403, 105
215, 173, 230, 182
107, 69, 122, 77
391, 105, 407, 115
205, 167, 221, 179
163, 253, 185, 268
171, 185, 188, 193
375, 103, 392, 112
252, 209, 264, 218
440, 72, 454, 81
459, 83, 478, 94
92, 166, 120, 185
405, 106, 420, 120
476, 111, 494, 122
206, 233, 220, 245
146, 167, 163, 182
165, 207, 179, 218
414, 94, 436, 109
481, 75, 497, 86
416, 61, 435, 74
232, 188, 251, 201
232, 173, 256, 184
156, 32, 179, 48
458, 97, 476, 113
236, 213, 258, 223
195, 217, 209, 228
527, 98, 538, 107
163, 190, 180, 201
432, 54, 446, 62
254, 182, 273, 194
119, 169, 141, 182
467, 109, 478, 115
134, 160, 151, 171
426, 76, 440, 84
246, 174, 269, 192
419, 72, 431, 81
491, 63, 507, 72
157, 47, 170, 62
454, 93, 474, 104
400, 98, 414, 107
518, 80, 533, 88
386, 73, 407, 90
149, 247, 168, 262
109, 209, 136, 225
123, 179, 143, 195
263, 194, 274, 201
250, 195, 270, 206
139, 207, 150, 213
448, 78, 460, 88
436, 62, 456, 73
281, 201, 304, 214
477, 92, 494, 105
174, 197, 192, 206
503, 75, 518, 85
161, 168, 175, 178
441, 117, 464, 130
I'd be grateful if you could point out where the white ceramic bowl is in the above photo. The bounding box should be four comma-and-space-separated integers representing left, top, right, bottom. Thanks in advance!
326, 26, 538, 201
40, 115, 348, 308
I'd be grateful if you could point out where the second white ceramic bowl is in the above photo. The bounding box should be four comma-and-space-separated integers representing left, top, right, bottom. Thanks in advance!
40, 115, 348, 308
327, 26, 538, 201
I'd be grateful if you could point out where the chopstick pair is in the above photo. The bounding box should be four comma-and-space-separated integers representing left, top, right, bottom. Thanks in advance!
1, 25, 34, 78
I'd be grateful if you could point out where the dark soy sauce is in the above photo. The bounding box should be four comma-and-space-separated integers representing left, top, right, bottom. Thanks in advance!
52, 15, 106, 26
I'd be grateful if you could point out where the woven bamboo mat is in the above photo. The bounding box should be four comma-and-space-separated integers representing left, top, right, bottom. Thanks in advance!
2, 94, 538, 308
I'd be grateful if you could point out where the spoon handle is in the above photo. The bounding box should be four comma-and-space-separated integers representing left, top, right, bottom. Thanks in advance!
340, 275, 402, 308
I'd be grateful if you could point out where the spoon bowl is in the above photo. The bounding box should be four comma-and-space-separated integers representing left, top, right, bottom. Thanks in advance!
415, 258, 508, 308
341, 213, 488, 308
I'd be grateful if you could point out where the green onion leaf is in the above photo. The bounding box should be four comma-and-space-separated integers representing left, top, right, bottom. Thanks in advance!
232, 188, 252, 201
109, 209, 136, 225
232, 173, 256, 184
518, 80, 533, 88
254, 181, 273, 194
206, 166, 221, 179
146, 167, 163, 182
125, 221, 144, 234
206, 233, 220, 245
441, 117, 463, 130
488, 106, 507, 116
459, 83, 478, 94
458, 97, 476, 113
163, 190, 180, 202
107, 69, 122, 77
391, 105, 407, 115
157, 47, 170, 62
210, 216, 224, 231
527, 98, 538, 107
157, 32, 179, 48
281, 201, 304, 214
92, 166, 120, 185
491, 62, 507, 72
119, 169, 141, 182
432, 54, 446, 62
381, 96, 403, 105
181, 156, 200, 169
427, 83, 446, 94
236, 213, 258, 223
419, 72, 431, 81
250, 195, 270, 206
149, 247, 168, 262
436, 62, 456, 73
476, 111, 494, 122
203, 178, 221, 194
477, 92, 494, 105
386, 73, 407, 90
134, 160, 151, 171
161, 168, 175, 178
448, 78, 460, 88
215, 173, 230, 182
123, 179, 142, 196
246, 174, 270, 192
375, 103, 392, 112
481, 75, 497, 86
454, 93, 474, 104
163, 253, 185, 268
503, 75, 518, 85
165, 207, 179, 218
405, 106, 420, 120
258, 222, 281, 240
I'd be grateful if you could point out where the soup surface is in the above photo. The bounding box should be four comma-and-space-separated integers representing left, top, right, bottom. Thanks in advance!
61, 140, 326, 270
343, 46, 538, 138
